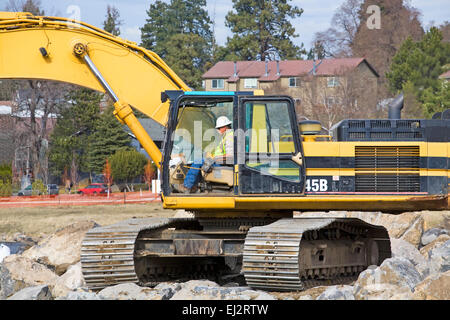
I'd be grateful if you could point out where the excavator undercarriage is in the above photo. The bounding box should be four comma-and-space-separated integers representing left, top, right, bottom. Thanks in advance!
81, 216, 391, 291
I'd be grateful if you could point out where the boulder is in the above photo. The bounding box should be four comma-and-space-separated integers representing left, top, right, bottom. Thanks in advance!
169, 280, 256, 300
420, 211, 450, 232
52, 262, 86, 298
239, 290, 276, 300
316, 285, 355, 300
0, 254, 58, 299
22, 220, 99, 275
353, 257, 422, 300
56, 290, 101, 300
419, 234, 450, 257
354, 283, 414, 300
365, 212, 424, 247
421, 228, 449, 247
412, 271, 450, 300
427, 240, 450, 275
7, 285, 52, 300
390, 238, 429, 277
153, 282, 182, 300
97, 283, 163, 300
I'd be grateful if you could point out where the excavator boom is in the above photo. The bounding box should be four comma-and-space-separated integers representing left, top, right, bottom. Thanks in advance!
0, 12, 191, 167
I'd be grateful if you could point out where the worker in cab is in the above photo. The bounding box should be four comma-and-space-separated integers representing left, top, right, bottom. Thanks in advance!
183, 116, 234, 193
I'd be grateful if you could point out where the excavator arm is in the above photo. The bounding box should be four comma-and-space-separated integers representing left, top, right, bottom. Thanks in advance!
0, 12, 191, 167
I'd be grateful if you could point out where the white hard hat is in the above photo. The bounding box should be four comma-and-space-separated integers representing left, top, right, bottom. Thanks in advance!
215, 116, 232, 129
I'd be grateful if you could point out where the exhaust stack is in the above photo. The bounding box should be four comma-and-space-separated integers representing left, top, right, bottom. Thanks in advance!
388, 93, 404, 119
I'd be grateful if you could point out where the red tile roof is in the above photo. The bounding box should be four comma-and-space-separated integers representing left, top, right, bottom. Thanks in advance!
202, 58, 378, 81
439, 70, 450, 79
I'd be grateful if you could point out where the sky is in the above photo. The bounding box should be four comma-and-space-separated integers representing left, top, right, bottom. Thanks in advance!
29, 0, 450, 51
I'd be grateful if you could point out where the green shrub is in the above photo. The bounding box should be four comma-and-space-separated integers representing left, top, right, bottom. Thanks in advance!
0, 180, 12, 197
109, 149, 148, 183
0, 164, 11, 183
32, 179, 47, 195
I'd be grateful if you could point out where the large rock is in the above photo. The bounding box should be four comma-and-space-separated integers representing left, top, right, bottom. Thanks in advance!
97, 283, 164, 300
421, 228, 449, 247
56, 290, 101, 300
153, 282, 182, 300
420, 211, 450, 233
52, 262, 86, 298
22, 220, 98, 275
354, 283, 414, 300
390, 238, 429, 277
316, 285, 354, 300
353, 257, 422, 300
169, 280, 265, 300
427, 240, 450, 275
419, 234, 450, 257
0, 254, 58, 299
412, 271, 450, 300
7, 285, 52, 300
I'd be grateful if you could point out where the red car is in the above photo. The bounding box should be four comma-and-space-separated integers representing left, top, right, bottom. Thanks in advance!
77, 183, 108, 195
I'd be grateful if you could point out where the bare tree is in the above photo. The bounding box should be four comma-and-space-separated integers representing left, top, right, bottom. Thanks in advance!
11, 80, 68, 183
313, 0, 363, 58
351, 0, 424, 95
4, 0, 44, 15
439, 21, 450, 43
300, 67, 381, 133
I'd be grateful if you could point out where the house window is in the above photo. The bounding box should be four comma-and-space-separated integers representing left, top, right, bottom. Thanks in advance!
211, 79, 224, 89
289, 77, 300, 87
326, 96, 336, 105
327, 77, 339, 87
244, 78, 258, 89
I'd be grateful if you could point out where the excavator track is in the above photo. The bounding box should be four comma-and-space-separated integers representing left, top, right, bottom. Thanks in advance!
81, 217, 195, 290
81, 217, 391, 291
242, 218, 391, 291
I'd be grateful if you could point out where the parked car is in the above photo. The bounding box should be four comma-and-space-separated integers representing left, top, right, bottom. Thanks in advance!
17, 185, 40, 196
46, 184, 59, 195
77, 183, 108, 195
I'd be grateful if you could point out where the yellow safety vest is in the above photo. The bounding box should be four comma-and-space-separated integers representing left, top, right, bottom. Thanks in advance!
212, 129, 233, 157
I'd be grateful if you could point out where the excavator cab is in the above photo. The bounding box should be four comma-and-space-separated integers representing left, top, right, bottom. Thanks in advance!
166, 92, 235, 193
162, 91, 306, 197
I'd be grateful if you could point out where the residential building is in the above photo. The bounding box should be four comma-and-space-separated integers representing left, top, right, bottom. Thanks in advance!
439, 70, 450, 82
202, 58, 380, 128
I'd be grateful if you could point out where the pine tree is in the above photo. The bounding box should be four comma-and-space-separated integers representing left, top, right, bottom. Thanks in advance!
84, 105, 131, 174
224, 0, 305, 61
48, 89, 101, 178
386, 27, 450, 116
140, 0, 213, 89
422, 80, 450, 117
103, 5, 122, 36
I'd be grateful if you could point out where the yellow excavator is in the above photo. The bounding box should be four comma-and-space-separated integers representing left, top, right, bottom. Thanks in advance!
1, 12, 448, 291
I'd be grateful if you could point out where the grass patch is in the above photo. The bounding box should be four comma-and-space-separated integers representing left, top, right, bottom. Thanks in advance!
0, 203, 175, 240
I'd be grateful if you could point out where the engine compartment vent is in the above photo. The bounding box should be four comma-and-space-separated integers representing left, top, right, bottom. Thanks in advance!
354, 146, 420, 192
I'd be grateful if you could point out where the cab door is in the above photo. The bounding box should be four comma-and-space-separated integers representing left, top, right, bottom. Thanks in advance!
237, 96, 305, 194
